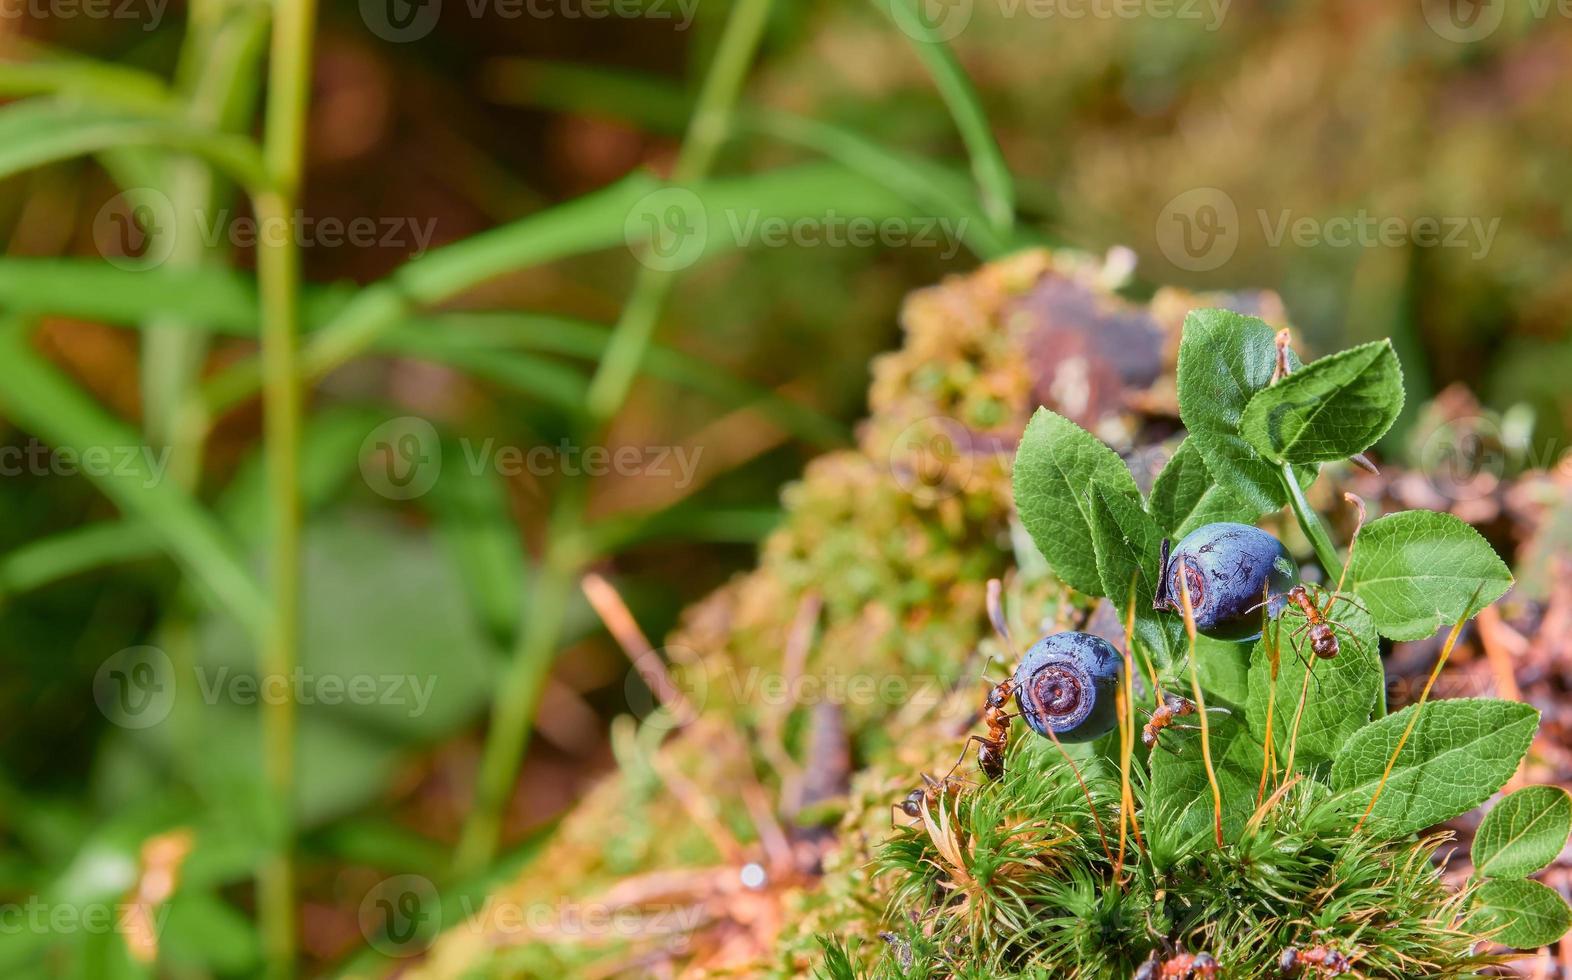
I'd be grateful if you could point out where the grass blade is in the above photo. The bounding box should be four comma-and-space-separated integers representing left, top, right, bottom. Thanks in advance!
0, 99, 268, 189
875, 0, 1016, 234
0, 319, 267, 633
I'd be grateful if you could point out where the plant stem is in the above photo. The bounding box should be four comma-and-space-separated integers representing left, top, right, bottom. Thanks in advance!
879, 0, 1015, 235
1280, 462, 1342, 582
585, 0, 774, 420
454, 514, 579, 875
1178, 576, 1224, 849
255, 0, 318, 968
455, 0, 776, 876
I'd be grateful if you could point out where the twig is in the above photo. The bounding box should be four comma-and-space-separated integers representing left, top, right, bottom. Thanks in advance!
1115, 573, 1145, 878
649, 750, 747, 866
1355, 587, 1483, 833
1178, 574, 1225, 849
1258, 612, 1280, 806
762, 592, 821, 807
1042, 723, 1115, 868
581, 571, 698, 726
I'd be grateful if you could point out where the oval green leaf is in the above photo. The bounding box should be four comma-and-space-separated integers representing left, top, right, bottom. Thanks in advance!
1012, 407, 1141, 596
1347, 510, 1514, 641
1239, 340, 1404, 464
1474, 878, 1572, 949
1147, 438, 1263, 539
1330, 698, 1538, 839
1473, 785, 1572, 879
1089, 483, 1182, 668
1176, 309, 1295, 511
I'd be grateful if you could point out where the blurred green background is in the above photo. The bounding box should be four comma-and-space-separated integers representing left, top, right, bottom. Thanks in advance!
1, 0, 1570, 974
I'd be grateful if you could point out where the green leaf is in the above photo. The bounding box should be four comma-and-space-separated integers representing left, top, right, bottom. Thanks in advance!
0, 522, 160, 597
188, 513, 499, 824
1147, 438, 1263, 538
485, 59, 1004, 256
1012, 408, 1142, 596
0, 320, 267, 635
1239, 340, 1404, 464
1149, 712, 1266, 843
1246, 593, 1381, 769
880, 0, 1016, 233
1474, 878, 1572, 949
1088, 483, 1181, 668
1331, 698, 1538, 838
1176, 309, 1304, 510
1473, 785, 1572, 878
0, 262, 847, 448
0, 99, 267, 188
1347, 510, 1514, 641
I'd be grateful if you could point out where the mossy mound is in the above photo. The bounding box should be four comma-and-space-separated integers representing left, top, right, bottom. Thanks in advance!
406, 252, 1502, 978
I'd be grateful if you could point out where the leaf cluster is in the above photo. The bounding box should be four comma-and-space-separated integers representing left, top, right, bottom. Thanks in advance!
839, 310, 1570, 975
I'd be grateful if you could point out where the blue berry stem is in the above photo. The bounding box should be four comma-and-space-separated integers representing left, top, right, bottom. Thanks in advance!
1279, 462, 1344, 583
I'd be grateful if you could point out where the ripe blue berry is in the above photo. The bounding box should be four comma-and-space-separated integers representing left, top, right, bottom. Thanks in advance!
1153, 522, 1298, 641
1012, 632, 1122, 743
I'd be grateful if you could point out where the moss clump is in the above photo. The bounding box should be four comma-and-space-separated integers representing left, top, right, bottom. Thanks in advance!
410, 251, 1508, 979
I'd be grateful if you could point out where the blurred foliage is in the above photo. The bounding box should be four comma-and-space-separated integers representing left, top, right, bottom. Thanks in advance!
3, 0, 1572, 974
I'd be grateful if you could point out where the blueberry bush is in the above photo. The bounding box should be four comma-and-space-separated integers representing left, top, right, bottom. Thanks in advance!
840, 308, 1572, 976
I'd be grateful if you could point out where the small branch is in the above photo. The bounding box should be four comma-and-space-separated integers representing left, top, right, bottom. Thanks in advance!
1355, 588, 1482, 833
1281, 461, 1343, 582
1178, 575, 1225, 849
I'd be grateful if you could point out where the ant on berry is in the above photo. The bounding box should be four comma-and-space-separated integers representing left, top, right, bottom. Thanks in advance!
947, 578, 1032, 781
1134, 950, 1219, 979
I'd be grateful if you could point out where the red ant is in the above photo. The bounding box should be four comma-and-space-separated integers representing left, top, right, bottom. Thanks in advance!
893, 772, 964, 825
1134, 951, 1219, 979
1248, 582, 1369, 671
971, 676, 1015, 781
943, 579, 1020, 782
1283, 584, 1368, 661
1279, 943, 1354, 976
1142, 693, 1194, 752
1142, 693, 1231, 755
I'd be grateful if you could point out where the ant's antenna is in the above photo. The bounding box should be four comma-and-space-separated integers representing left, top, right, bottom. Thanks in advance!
1337, 493, 1367, 594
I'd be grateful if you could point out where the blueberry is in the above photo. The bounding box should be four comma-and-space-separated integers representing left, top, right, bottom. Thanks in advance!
1012, 632, 1122, 743
1152, 522, 1298, 641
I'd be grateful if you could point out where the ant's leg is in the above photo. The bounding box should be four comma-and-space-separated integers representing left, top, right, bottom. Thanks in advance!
941, 736, 982, 782
1329, 591, 1371, 617
1243, 592, 1288, 617
1328, 621, 1370, 659
1287, 628, 1323, 694
1288, 622, 1314, 669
